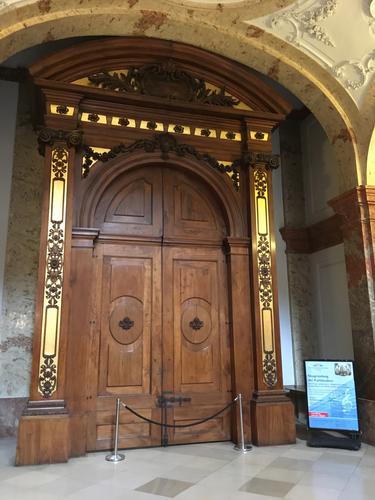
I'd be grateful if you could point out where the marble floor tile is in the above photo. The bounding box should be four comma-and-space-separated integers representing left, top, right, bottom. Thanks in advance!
163, 443, 238, 462
135, 477, 194, 497
352, 464, 375, 480
359, 454, 375, 466
218, 459, 265, 478
234, 451, 280, 466
267, 456, 315, 472
318, 451, 361, 466
1, 437, 375, 500
280, 448, 323, 461
2, 468, 61, 487
239, 477, 295, 497
341, 475, 375, 495
285, 484, 340, 500
310, 459, 358, 476
297, 471, 349, 491
161, 465, 211, 483
198, 466, 260, 490
0, 483, 58, 500
175, 483, 238, 500
114, 491, 170, 500
255, 466, 305, 483
180, 455, 229, 473
30, 475, 96, 499
229, 492, 284, 500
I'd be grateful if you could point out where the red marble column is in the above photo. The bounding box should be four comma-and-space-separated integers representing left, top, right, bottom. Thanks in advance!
329, 186, 375, 444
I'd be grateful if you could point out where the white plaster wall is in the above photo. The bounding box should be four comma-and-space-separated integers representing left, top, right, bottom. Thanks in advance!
301, 114, 339, 224
310, 244, 354, 360
0, 80, 18, 310
273, 128, 295, 385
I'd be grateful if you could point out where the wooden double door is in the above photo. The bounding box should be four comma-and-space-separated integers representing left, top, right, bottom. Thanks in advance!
90, 165, 233, 450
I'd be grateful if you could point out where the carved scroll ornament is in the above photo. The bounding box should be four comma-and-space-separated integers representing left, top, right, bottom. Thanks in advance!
38, 128, 83, 156
82, 132, 240, 190
87, 61, 240, 107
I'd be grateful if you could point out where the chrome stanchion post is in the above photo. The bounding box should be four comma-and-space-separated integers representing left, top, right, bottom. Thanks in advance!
234, 393, 252, 453
106, 397, 126, 462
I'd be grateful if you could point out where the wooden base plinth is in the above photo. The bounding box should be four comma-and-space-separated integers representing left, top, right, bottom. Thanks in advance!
16, 414, 70, 465
250, 393, 296, 446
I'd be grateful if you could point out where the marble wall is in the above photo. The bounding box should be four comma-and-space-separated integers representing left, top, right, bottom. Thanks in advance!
279, 116, 354, 388
279, 120, 316, 386
0, 84, 44, 435
0, 81, 18, 311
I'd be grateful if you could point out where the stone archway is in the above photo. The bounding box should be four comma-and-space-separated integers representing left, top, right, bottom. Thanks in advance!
0, 0, 365, 190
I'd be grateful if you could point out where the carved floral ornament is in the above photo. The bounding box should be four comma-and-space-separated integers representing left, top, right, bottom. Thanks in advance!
37, 129, 279, 192
253, 165, 278, 388
85, 61, 241, 107
82, 132, 241, 190
38, 147, 69, 398
119, 317, 134, 330
269, 0, 338, 47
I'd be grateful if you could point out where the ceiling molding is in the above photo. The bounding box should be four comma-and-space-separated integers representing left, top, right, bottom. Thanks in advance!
250, 0, 375, 105
269, 0, 337, 47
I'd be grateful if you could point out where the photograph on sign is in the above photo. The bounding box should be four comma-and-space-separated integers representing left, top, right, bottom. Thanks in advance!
304, 360, 359, 432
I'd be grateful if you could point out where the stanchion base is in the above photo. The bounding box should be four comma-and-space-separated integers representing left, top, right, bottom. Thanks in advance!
105, 453, 125, 462
234, 444, 252, 453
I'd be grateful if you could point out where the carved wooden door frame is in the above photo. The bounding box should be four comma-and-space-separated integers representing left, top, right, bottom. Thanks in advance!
16, 37, 296, 465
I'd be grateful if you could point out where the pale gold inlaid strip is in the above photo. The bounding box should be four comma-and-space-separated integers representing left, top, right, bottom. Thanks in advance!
253, 166, 277, 387
50, 104, 75, 116
38, 147, 69, 398
256, 196, 268, 236
262, 308, 274, 352
81, 112, 107, 124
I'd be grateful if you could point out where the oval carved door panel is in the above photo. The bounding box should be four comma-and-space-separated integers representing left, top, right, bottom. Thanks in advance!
181, 298, 212, 345
109, 296, 143, 347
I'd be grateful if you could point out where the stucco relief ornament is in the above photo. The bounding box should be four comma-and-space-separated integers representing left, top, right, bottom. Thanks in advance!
333, 52, 375, 90
369, 0, 375, 35
270, 0, 337, 47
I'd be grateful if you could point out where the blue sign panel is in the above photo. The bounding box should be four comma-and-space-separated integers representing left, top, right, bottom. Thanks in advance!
304, 360, 359, 432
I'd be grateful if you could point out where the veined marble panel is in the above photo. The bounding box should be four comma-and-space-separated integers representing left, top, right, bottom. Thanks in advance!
287, 253, 316, 386
0, 84, 44, 398
279, 121, 306, 227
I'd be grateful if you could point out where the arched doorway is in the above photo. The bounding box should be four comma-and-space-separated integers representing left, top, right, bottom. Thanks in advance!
75, 157, 238, 450
16, 38, 296, 464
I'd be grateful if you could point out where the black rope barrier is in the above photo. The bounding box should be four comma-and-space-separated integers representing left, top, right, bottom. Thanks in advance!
121, 399, 237, 429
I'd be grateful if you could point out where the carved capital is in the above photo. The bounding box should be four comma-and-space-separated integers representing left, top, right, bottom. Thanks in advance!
38, 128, 84, 156
243, 152, 280, 170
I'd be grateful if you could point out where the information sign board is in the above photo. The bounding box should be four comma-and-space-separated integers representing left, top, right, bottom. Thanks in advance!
304, 360, 359, 432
